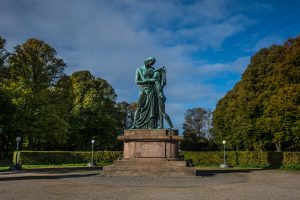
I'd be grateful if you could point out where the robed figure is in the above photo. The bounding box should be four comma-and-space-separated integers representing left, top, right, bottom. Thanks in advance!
132, 57, 173, 129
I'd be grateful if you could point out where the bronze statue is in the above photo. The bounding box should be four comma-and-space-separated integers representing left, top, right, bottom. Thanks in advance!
154, 66, 173, 129
132, 57, 173, 129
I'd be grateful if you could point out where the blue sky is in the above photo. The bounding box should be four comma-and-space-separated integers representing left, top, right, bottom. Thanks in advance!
1, 0, 300, 129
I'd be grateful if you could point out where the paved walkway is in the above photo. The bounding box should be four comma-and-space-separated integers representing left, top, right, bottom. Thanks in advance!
0, 168, 299, 200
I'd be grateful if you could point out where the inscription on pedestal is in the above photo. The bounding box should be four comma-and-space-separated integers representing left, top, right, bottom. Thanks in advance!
135, 142, 165, 158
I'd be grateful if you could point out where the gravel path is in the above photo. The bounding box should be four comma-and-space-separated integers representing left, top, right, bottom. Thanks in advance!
0, 168, 299, 200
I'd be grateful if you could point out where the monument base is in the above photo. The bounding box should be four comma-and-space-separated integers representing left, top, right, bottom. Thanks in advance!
103, 129, 196, 177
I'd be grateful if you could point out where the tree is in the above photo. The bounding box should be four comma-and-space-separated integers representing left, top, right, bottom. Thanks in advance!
182, 108, 215, 151
70, 71, 121, 150
6, 38, 68, 150
0, 36, 15, 157
0, 88, 15, 157
213, 35, 300, 152
9, 38, 65, 93
0, 36, 8, 69
0, 37, 130, 153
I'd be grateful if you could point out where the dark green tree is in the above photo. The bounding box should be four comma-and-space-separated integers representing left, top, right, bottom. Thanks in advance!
0, 37, 131, 153
0, 36, 15, 157
70, 71, 121, 150
7, 38, 68, 150
0, 36, 8, 68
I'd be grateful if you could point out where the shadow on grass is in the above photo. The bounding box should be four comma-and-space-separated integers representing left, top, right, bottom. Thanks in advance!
196, 168, 263, 177
263, 165, 282, 170
0, 166, 103, 176
0, 172, 99, 181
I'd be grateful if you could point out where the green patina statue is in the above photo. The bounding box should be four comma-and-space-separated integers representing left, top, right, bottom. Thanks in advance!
132, 57, 173, 129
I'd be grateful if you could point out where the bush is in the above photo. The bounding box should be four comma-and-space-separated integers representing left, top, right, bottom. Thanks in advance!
13, 151, 300, 169
182, 151, 300, 168
182, 151, 269, 167
281, 152, 300, 169
283, 152, 300, 164
13, 151, 123, 165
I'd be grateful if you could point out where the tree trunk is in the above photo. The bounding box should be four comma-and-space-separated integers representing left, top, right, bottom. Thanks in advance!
275, 141, 282, 152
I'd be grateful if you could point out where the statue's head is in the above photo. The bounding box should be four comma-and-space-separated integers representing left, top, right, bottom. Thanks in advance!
144, 56, 156, 67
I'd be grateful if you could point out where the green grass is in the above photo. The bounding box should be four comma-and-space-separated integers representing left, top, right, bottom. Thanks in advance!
0, 159, 112, 170
196, 166, 263, 171
0, 166, 9, 170
195, 164, 300, 171
0, 158, 12, 171
193, 162, 266, 171
21, 163, 87, 169
279, 164, 300, 170
21, 162, 112, 169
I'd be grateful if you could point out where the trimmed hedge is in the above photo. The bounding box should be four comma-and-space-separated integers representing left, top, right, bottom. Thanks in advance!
13, 151, 300, 168
283, 152, 300, 164
182, 151, 300, 168
14, 151, 123, 165
281, 152, 300, 169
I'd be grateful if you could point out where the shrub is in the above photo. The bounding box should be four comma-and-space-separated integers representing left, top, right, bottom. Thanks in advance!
14, 151, 123, 165
182, 151, 299, 168
283, 152, 300, 164
14, 151, 300, 169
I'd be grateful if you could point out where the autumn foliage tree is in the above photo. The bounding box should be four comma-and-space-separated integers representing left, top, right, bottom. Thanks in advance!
213, 36, 300, 152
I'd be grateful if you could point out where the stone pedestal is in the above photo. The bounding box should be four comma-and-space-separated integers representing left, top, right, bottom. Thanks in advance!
103, 129, 196, 177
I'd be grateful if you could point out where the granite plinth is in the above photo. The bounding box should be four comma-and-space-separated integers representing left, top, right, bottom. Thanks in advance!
120, 129, 181, 159
103, 129, 196, 177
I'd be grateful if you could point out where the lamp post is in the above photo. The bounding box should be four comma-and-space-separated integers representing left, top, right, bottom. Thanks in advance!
220, 140, 229, 168
87, 139, 96, 166
15, 137, 21, 164
0, 126, 3, 159
10, 137, 22, 170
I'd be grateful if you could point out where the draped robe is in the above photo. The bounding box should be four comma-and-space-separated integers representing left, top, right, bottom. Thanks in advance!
134, 66, 159, 129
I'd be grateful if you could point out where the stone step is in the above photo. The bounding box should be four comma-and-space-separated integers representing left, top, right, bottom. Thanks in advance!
104, 166, 195, 172
104, 170, 194, 177
103, 165, 196, 177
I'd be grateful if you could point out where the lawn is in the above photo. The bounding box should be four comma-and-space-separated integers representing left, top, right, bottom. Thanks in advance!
196, 166, 263, 171
0, 158, 12, 171
0, 162, 111, 171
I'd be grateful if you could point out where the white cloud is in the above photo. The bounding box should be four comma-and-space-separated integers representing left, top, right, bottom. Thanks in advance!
198, 56, 250, 75
166, 83, 220, 104
185, 0, 231, 21
245, 35, 283, 52
0, 0, 259, 128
